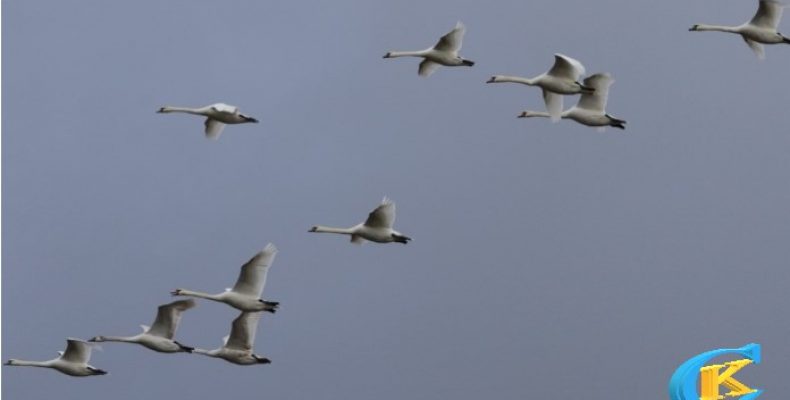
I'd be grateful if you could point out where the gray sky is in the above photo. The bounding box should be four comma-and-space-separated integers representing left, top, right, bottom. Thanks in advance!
3, 0, 789, 398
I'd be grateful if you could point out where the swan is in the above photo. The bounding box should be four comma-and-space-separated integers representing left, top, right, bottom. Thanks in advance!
309, 197, 412, 244
487, 54, 593, 122
156, 103, 259, 139
192, 312, 270, 365
89, 299, 197, 353
5, 338, 107, 377
172, 243, 280, 312
383, 22, 475, 77
690, 0, 790, 59
517, 73, 626, 130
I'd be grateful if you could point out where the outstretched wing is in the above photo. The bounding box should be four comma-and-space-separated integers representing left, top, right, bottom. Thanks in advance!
210, 103, 238, 114
147, 299, 197, 339
225, 312, 262, 351
750, 0, 784, 29
547, 54, 586, 81
204, 118, 225, 140
363, 197, 396, 229
576, 73, 614, 112
418, 59, 441, 77
433, 21, 465, 53
60, 338, 91, 364
231, 244, 278, 297
542, 89, 564, 122
743, 37, 766, 59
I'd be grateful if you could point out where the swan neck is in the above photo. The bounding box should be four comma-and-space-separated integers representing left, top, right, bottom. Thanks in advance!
494, 75, 535, 85
387, 50, 428, 58
160, 106, 204, 115
179, 290, 220, 301
313, 226, 355, 235
521, 111, 552, 118
95, 335, 136, 343
694, 24, 737, 33
8, 360, 50, 368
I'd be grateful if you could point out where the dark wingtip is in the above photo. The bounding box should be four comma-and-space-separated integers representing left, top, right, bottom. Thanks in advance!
462, 60, 475, 67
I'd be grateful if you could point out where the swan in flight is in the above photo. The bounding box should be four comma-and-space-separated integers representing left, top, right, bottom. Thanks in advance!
5, 338, 107, 377
89, 299, 197, 353
487, 54, 593, 122
383, 22, 475, 77
193, 312, 270, 365
157, 103, 259, 139
517, 73, 626, 130
309, 197, 412, 244
690, 0, 790, 59
172, 244, 280, 312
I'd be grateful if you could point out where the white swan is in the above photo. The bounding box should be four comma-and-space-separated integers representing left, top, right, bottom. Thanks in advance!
157, 103, 259, 139
383, 22, 474, 77
89, 299, 197, 353
487, 54, 593, 122
5, 338, 107, 377
309, 197, 412, 244
690, 0, 790, 59
172, 244, 280, 312
193, 312, 270, 365
517, 73, 626, 130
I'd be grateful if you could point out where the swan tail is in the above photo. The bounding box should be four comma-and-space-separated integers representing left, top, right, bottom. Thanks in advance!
175, 341, 195, 353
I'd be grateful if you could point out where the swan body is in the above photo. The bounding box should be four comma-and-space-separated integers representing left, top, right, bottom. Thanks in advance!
690, 0, 789, 59
172, 244, 280, 312
487, 54, 593, 121
518, 73, 626, 130
157, 102, 259, 139
383, 22, 474, 76
309, 197, 412, 244
89, 299, 196, 353
5, 338, 107, 377
193, 312, 270, 365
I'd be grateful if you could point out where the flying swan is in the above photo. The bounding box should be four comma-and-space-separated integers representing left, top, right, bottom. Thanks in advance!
5, 338, 107, 377
172, 243, 280, 312
309, 197, 412, 244
487, 54, 593, 122
690, 0, 790, 59
517, 73, 626, 130
383, 22, 475, 77
89, 299, 197, 353
192, 312, 270, 365
157, 103, 259, 139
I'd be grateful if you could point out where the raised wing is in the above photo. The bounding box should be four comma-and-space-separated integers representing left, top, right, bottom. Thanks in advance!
576, 73, 614, 112
433, 21, 465, 53
418, 59, 441, 77
750, 0, 784, 29
542, 90, 564, 122
60, 338, 91, 364
147, 299, 197, 339
743, 37, 767, 59
231, 244, 278, 297
204, 118, 225, 140
363, 197, 396, 229
224, 312, 262, 351
547, 54, 586, 80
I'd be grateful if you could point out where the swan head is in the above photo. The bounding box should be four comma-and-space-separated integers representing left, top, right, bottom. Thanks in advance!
157, 107, 168, 113
517, 111, 536, 118
383, 52, 392, 59
486, 76, 500, 83
5, 359, 17, 365
689, 24, 700, 31
308, 226, 319, 232
171, 288, 183, 296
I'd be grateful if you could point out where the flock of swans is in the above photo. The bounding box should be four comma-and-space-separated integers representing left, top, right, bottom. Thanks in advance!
5, 0, 788, 378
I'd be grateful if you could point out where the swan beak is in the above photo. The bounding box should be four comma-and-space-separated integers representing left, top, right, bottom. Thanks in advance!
689, 25, 698, 31
156, 107, 166, 113
383, 52, 392, 59
517, 112, 527, 118
486, 77, 496, 84
308, 226, 318, 232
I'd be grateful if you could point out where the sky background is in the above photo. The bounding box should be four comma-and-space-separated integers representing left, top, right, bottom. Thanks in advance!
3, 0, 790, 398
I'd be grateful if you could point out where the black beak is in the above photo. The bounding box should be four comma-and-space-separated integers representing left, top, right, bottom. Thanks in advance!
156, 107, 165, 113
383, 52, 391, 58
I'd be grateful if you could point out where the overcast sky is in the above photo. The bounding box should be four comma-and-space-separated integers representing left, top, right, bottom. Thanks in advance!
3, 0, 790, 399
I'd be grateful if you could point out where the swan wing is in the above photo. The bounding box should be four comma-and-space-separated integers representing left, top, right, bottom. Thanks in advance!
147, 299, 197, 339
231, 243, 278, 297
210, 103, 238, 114
433, 21, 465, 53
750, 0, 784, 29
350, 234, 366, 244
547, 54, 586, 80
542, 89, 564, 122
60, 338, 91, 363
418, 59, 441, 77
743, 37, 766, 59
204, 118, 225, 140
364, 197, 396, 229
225, 312, 261, 351
576, 73, 613, 112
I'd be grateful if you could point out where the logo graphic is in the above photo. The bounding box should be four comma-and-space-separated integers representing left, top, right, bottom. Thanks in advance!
669, 343, 762, 400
